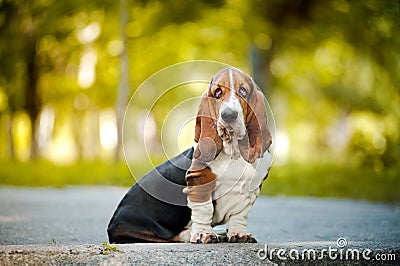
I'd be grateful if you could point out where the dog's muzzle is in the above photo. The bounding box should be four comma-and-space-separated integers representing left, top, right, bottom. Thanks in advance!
221, 108, 238, 123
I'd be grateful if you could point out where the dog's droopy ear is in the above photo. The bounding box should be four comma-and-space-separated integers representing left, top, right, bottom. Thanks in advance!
239, 82, 272, 163
192, 91, 223, 170
184, 89, 222, 203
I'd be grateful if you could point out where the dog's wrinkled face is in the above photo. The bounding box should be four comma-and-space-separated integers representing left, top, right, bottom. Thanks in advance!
194, 67, 271, 164
209, 68, 253, 142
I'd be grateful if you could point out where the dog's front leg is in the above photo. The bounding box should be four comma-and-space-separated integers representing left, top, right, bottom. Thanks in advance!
187, 198, 217, 243
226, 203, 257, 243
183, 165, 218, 244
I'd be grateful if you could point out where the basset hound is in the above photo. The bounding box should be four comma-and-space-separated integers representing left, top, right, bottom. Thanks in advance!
108, 67, 272, 244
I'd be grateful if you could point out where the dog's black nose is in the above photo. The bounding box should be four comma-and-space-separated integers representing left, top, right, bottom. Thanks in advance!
221, 108, 238, 123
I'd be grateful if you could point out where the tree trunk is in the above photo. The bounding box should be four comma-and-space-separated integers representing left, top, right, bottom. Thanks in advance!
115, 0, 130, 161
250, 44, 273, 96
6, 114, 15, 158
25, 39, 41, 159
19, 1, 41, 160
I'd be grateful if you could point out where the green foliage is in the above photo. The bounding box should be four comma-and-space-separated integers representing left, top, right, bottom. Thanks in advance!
0, 0, 399, 202
100, 241, 123, 255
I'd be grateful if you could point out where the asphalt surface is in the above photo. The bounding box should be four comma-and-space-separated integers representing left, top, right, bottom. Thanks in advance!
1, 186, 399, 265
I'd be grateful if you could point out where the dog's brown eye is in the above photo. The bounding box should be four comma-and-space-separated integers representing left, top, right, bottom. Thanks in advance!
239, 86, 247, 98
214, 87, 222, 99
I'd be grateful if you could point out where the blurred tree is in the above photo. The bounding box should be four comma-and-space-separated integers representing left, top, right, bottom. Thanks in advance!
0, 0, 116, 159
0, 1, 75, 158
0, 0, 398, 171
115, 0, 129, 160
246, 0, 400, 168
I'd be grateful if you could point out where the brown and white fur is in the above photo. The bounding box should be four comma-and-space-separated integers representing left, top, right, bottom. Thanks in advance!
182, 67, 272, 243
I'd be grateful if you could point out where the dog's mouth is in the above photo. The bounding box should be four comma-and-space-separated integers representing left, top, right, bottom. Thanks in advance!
225, 125, 234, 134
217, 122, 245, 140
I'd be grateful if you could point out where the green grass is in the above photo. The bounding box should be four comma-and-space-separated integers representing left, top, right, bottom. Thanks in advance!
1, 159, 399, 203
0, 160, 134, 187
100, 242, 124, 255
262, 163, 400, 203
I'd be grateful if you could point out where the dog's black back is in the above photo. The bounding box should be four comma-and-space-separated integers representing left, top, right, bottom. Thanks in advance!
107, 148, 193, 243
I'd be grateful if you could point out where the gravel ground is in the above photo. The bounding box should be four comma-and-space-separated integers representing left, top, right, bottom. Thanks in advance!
1, 243, 399, 265
0, 186, 399, 265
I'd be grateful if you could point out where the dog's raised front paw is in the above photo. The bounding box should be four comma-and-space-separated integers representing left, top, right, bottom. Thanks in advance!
190, 231, 219, 244
228, 232, 257, 243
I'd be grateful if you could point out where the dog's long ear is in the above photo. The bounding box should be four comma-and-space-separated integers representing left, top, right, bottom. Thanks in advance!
191, 90, 223, 171
184, 86, 222, 203
239, 81, 272, 163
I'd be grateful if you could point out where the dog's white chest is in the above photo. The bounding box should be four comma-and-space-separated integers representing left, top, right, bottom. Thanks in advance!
209, 150, 271, 226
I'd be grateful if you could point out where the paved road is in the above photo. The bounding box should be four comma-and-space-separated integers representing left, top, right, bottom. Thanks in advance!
1, 186, 399, 246
1, 186, 400, 265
